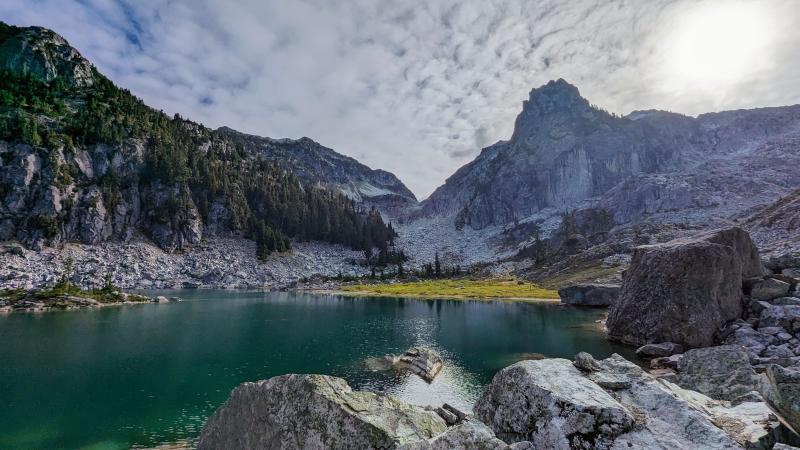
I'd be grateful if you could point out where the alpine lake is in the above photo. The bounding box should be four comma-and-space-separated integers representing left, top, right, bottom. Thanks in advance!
0, 290, 634, 449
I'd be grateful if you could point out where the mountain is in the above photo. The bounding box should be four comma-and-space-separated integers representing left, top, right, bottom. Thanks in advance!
0, 22, 401, 258
216, 127, 416, 208
418, 79, 800, 233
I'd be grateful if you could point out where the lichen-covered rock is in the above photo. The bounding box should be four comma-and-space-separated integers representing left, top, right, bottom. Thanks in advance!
764, 365, 800, 432
197, 374, 446, 450
607, 227, 757, 348
558, 283, 619, 307
415, 420, 510, 450
473, 358, 635, 448
675, 345, 764, 404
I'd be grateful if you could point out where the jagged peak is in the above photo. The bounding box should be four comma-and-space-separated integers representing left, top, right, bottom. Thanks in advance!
510, 79, 599, 142
0, 21, 95, 88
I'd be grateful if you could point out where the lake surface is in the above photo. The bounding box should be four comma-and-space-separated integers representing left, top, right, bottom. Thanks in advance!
0, 291, 633, 449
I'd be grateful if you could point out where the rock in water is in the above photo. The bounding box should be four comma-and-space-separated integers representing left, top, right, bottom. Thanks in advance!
389, 347, 444, 383
607, 227, 759, 348
196, 374, 446, 450
674, 345, 764, 404
473, 358, 635, 447
558, 284, 619, 307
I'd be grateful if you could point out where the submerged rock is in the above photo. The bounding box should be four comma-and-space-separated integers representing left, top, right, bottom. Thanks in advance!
607, 227, 758, 348
557, 283, 619, 307
197, 374, 446, 450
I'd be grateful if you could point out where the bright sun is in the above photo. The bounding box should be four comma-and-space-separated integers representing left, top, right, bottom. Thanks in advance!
665, 1, 775, 89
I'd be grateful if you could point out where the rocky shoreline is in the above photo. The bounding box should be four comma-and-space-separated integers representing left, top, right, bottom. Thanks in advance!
0, 287, 168, 313
196, 226, 800, 449
0, 236, 369, 291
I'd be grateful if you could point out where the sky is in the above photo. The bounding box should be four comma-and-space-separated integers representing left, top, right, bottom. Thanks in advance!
2, 0, 800, 199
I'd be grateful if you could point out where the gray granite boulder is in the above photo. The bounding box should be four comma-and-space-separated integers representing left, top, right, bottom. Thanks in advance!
760, 305, 800, 331
675, 345, 764, 403
607, 227, 756, 348
558, 284, 619, 307
752, 278, 792, 301
765, 365, 800, 433
197, 374, 446, 450
473, 358, 635, 448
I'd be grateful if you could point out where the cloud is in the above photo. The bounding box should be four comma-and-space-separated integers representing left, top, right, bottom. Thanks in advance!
2, 0, 799, 199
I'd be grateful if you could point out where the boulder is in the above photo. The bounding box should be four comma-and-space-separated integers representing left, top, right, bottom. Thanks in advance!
675, 345, 764, 403
387, 347, 443, 383
723, 324, 774, 359
419, 420, 511, 450
752, 279, 792, 301
773, 297, 800, 306
473, 358, 635, 447
596, 354, 782, 450
636, 342, 684, 358
558, 284, 619, 307
607, 227, 757, 348
765, 365, 800, 432
572, 351, 601, 372
760, 305, 800, 331
197, 374, 446, 450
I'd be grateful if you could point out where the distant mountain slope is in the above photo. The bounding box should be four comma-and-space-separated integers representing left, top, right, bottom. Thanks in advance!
419, 79, 800, 231
217, 127, 416, 207
0, 22, 398, 257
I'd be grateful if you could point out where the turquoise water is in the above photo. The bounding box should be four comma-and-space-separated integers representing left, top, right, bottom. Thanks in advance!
0, 291, 632, 449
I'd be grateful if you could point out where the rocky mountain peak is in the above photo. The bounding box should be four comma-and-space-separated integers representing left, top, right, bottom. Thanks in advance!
0, 22, 95, 88
510, 79, 605, 143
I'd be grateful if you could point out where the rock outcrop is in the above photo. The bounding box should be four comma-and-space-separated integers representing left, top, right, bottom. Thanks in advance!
473, 358, 635, 447
418, 79, 800, 234
607, 227, 759, 348
200, 352, 795, 450
675, 345, 765, 404
197, 374, 447, 450
558, 283, 619, 307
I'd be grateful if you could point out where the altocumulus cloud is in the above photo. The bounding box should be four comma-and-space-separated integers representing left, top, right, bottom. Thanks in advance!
2, 0, 799, 198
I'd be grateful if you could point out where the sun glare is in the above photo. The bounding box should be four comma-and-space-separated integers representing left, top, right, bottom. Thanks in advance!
664, 1, 775, 89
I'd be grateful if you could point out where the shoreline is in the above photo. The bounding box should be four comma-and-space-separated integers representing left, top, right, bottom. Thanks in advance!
304, 288, 562, 303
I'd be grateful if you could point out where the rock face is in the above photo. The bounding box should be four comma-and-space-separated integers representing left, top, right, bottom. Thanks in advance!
217, 128, 417, 210
473, 358, 635, 447
675, 346, 764, 403
0, 22, 413, 255
197, 374, 447, 450
418, 79, 800, 233
558, 283, 619, 307
607, 227, 759, 348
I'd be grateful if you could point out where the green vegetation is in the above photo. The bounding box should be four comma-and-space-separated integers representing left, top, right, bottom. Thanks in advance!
340, 278, 559, 300
0, 24, 397, 258
0, 282, 149, 305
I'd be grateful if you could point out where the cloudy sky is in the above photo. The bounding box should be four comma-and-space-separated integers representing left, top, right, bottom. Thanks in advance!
3, 0, 799, 198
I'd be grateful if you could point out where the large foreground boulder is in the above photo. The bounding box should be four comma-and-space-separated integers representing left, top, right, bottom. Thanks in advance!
607, 227, 760, 348
558, 284, 619, 307
196, 374, 447, 450
473, 358, 635, 447
475, 353, 784, 449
